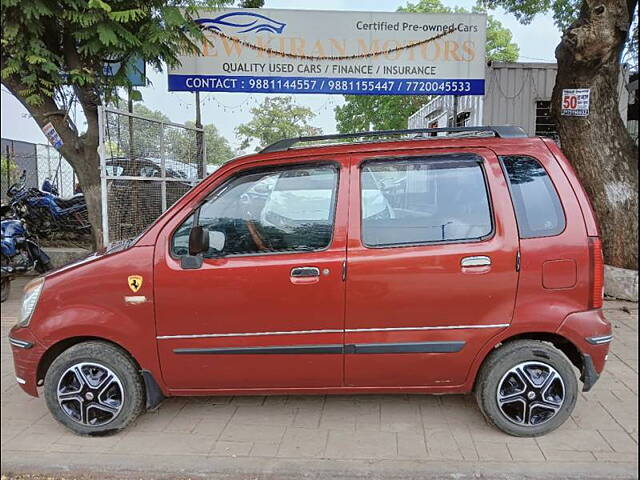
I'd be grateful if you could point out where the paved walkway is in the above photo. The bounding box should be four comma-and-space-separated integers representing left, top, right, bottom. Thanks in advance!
1, 277, 637, 479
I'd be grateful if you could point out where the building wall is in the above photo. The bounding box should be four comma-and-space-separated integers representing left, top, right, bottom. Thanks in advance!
408, 62, 630, 136
482, 63, 557, 135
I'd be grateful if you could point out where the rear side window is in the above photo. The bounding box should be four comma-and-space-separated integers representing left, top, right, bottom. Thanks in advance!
361, 156, 493, 247
500, 156, 565, 238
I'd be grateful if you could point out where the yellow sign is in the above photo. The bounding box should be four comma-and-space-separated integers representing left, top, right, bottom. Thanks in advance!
128, 275, 143, 293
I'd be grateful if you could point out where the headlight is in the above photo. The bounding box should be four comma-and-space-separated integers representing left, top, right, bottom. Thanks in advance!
19, 277, 44, 327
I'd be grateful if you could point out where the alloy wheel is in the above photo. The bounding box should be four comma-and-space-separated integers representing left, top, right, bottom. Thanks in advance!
56, 362, 125, 427
496, 361, 565, 426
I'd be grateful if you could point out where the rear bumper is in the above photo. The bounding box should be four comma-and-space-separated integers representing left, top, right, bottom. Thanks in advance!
8, 325, 44, 397
580, 353, 599, 392
556, 309, 612, 390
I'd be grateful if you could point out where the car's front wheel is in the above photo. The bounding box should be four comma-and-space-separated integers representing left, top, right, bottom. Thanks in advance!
44, 341, 144, 435
475, 340, 578, 437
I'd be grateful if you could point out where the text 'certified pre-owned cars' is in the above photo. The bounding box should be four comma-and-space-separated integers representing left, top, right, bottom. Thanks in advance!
9, 126, 611, 437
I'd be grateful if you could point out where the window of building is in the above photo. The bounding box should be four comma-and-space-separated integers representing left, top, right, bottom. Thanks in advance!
361, 156, 492, 247
172, 163, 339, 257
500, 155, 566, 238
535, 101, 558, 139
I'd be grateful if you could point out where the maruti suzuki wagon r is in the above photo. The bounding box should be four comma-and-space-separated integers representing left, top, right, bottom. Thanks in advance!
9, 126, 612, 437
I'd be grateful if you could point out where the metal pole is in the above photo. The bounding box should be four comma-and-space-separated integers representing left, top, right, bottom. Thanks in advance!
195, 91, 204, 179
453, 95, 459, 127
4, 145, 10, 194
46, 144, 52, 180
98, 105, 110, 246
160, 122, 167, 212
127, 87, 134, 159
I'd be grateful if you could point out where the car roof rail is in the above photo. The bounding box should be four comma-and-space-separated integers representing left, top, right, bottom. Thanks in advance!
260, 125, 528, 153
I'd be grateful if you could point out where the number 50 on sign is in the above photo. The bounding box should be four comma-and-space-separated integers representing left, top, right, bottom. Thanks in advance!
561, 89, 590, 117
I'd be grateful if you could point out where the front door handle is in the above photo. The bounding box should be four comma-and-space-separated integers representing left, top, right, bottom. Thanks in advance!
290, 266, 320, 277
461, 256, 492, 267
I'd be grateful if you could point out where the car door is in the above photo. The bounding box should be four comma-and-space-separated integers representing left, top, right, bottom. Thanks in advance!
344, 148, 519, 388
154, 157, 348, 391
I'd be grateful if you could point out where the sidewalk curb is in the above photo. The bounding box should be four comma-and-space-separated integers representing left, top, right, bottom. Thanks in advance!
3, 453, 638, 480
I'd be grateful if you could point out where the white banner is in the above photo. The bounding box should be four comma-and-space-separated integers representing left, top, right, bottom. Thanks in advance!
168, 8, 487, 95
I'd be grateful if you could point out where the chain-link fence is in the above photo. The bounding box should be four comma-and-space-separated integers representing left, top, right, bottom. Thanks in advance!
99, 106, 206, 245
1, 139, 78, 203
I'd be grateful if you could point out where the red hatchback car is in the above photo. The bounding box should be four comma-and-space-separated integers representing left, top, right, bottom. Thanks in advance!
9, 126, 611, 437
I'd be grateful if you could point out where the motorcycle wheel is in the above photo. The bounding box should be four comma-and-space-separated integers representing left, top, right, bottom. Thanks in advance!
1, 256, 10, 303
35, 260, 53, 274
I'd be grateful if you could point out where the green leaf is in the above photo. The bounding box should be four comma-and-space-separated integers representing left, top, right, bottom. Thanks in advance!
162, 6, 184, 27
96, 24, 119, 46
26, 55, 48, 65
88, 0, 112, 12
129, 89, 143, 101
109, 9, 146, 23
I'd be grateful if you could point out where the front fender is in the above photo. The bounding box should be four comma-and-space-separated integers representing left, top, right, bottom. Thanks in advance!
27, 245, 166, 393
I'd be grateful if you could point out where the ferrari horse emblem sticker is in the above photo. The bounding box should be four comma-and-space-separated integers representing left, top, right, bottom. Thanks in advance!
128, 275, 143, 293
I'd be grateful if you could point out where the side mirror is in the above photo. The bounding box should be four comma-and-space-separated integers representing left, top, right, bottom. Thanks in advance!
188, 225, 209, 256
208, 230, 226, 253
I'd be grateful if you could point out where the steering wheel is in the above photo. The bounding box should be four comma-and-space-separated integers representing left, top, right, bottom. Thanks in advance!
245, 219, 268, 250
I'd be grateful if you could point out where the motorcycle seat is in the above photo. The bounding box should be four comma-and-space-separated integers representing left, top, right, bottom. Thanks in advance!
54, 196, 84, 209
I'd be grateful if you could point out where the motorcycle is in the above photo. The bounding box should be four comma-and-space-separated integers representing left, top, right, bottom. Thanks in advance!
1, 205, 52, 302
7, 171, 90, 237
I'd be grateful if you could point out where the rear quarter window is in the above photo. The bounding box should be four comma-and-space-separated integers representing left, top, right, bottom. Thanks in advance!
500, 155, 566, 238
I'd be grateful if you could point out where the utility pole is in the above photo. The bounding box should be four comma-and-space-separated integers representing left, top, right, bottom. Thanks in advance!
127, 87, 134, 159
452, 95, 459, 127
195, 91, 204, 179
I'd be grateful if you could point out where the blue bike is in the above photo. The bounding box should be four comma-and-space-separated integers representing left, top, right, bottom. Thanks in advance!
1, 204, 52, 302
7, 171, 90, 238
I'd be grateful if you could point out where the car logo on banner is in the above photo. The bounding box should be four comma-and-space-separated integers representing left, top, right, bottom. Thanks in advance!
195, 12, 287, 34
128, 275, 143, 293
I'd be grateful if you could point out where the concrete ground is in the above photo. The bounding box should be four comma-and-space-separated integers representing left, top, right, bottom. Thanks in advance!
1, 277, 637, 479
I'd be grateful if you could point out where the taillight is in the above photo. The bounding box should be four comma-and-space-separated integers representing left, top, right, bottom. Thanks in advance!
589, 237, 604, 309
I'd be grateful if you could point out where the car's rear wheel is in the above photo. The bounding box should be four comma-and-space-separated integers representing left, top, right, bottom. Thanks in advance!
44, 341, 144, 435
475, 340, 578, 437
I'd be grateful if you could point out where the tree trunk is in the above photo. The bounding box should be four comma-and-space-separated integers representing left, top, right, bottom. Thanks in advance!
2, 79, 105, 250
66, 148, 103, 250
552, 0, 638, 270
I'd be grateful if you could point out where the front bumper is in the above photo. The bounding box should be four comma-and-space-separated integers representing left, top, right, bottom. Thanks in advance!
8, 325, 44, 397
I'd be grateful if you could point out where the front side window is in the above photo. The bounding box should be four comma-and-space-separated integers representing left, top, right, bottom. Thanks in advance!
500, 155, 565, 238
361, 156, 492, 247
172, 163, 338, 257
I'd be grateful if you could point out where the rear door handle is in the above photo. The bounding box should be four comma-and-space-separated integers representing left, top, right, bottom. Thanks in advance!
290, 266, 320, 277
461, 256, 492, 267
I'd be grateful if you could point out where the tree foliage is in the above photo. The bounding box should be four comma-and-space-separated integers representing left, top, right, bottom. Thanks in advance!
335, 0, 520, 133
183, 121, 236, 164
235, 96, 321, 151
1, 0, 230, 105
481, 0, 582, 29
1, 0, 231, 247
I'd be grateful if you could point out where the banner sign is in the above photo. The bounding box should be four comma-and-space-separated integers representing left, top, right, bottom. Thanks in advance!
104, 56, 146, 86
42, 123, 63, 149
168, 8, 486, 95
561, 88, 590, 117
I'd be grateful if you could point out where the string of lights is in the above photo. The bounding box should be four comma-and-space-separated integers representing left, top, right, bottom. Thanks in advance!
204, 27, 457, 61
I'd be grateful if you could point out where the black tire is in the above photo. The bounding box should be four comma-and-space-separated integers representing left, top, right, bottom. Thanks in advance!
0, 277, 10, 303
1, 255, 10, 303
44, 341, 145, 435
475, 340, 578, 437
35, 260, 53, 274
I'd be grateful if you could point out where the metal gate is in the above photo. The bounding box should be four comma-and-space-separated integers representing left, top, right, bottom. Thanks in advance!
98, 106, 206, 245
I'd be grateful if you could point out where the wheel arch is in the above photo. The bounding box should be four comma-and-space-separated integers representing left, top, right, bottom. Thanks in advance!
469, 331, 583, 391
36, 336, 140, 386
